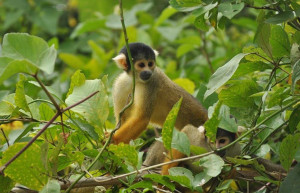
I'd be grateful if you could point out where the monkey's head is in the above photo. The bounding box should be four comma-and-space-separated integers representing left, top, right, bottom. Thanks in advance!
215, 128, 241, 157
113, 42, 159, 83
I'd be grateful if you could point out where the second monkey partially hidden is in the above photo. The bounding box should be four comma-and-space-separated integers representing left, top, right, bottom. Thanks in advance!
112, 43, 208, 144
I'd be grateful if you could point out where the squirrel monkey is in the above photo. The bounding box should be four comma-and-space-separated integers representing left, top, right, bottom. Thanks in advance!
112, 43, 208, 144
143, 125, 241, 175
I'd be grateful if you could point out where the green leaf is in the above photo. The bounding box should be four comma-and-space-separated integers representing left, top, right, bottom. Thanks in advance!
40, 180, 60, 193
193, 172, 212, 188
292, 59, 300, 93
279, 163, 300, 193
67, 70, 86, 97
162, 98, 183, 151
39, 103, 55, 121
169, 0, 203, 12
2, 33, 57, 74
176, 44, 196, 58
190, 145, 208, 155
204, 53, 248, 99
288, 105, 300, 133
218, 2, 244, 19
194, 14, 209, 31
0, 57, 36, 84
270, 25, 290, 58
71, 118, 99, 140
204, 101, 222, 141
59, 53, 86, 69
157, 25, 185, 41
1, 143, 48, 190
218, 105, 238, 133
199, 154, 224, 177
172, 129, 190, 156
155, 6, 177, 26
144, 174, 175, 191
196, 84, 218, 110
192, 2, 218, 16
0, 94, 40, 119
266, 11, 295, 24
279, 134, 300, 171
219, 79, 260, 108
71, 19, 106, 39
127, 181, 153, 191
109, 143, 138, 167
254, 23, 272, 59
242, 45, 272, 63
65, 79, 109, 129
15, 74, 31, 113
0, 175, 15, 193
173, 78, 195, 94
168, 167, 193, 188
233, 62, 271, 78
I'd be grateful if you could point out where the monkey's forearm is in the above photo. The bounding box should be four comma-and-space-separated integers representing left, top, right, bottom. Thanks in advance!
113, 117, 149, 144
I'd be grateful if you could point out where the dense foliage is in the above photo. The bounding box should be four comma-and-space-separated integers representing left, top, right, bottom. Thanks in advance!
0, 0, 300, 192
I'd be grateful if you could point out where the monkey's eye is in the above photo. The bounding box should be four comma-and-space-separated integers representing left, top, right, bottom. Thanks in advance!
148, 62, 153, 67
139, 63, 145, 68
219, 139, 227, 144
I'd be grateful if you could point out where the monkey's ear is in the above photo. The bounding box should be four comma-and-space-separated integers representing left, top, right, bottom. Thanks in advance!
113, 53, 128, 70
237, 126, 247, 136
153, 49, 159, 57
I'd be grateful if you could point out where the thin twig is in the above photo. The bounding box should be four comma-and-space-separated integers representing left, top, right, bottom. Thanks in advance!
200, 32, 214, 73
0, 127, 9, 147
32, 74, 61, 112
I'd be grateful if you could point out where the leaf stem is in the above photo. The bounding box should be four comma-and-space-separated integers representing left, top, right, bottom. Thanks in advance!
32, 74, 61, 112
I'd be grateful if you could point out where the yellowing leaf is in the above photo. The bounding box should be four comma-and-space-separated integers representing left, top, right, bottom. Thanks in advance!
173, 78, 195, 94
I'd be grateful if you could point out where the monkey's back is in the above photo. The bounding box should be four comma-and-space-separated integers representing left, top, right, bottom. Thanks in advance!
150, 68, 208, 129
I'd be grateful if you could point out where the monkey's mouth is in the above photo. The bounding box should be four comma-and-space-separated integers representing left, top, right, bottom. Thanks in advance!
216, 150, 226, 157
140, 71, 152, 81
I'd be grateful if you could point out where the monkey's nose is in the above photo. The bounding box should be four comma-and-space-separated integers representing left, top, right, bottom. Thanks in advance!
140, 71, 152, 81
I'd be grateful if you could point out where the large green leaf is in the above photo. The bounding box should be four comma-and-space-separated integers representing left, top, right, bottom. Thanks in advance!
199, 154, 224, 177
65, 79, 109, 129
0, 175, 15, 193
1, 143, 48, 190
218, 2, 244, 19
162, 98, 183, 151
279, 163, 300, 193
1, 33, 57, 74
288, 105, 300, 133
109, 143, 138, 167
266, 11, 296, 24
172, 129, 190, 156
204, 53, 248, 99
219, 79, 260, 108
254, 23, 272, 59
270, 25, 290, 58
0, 57, 36, 84
279, 134, 300, 171
168, 167, 193, 188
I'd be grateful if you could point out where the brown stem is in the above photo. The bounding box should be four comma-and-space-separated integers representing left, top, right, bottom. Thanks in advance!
32, 74, 61, 112
200, 32, 214, 73
0, 127, 9, 147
